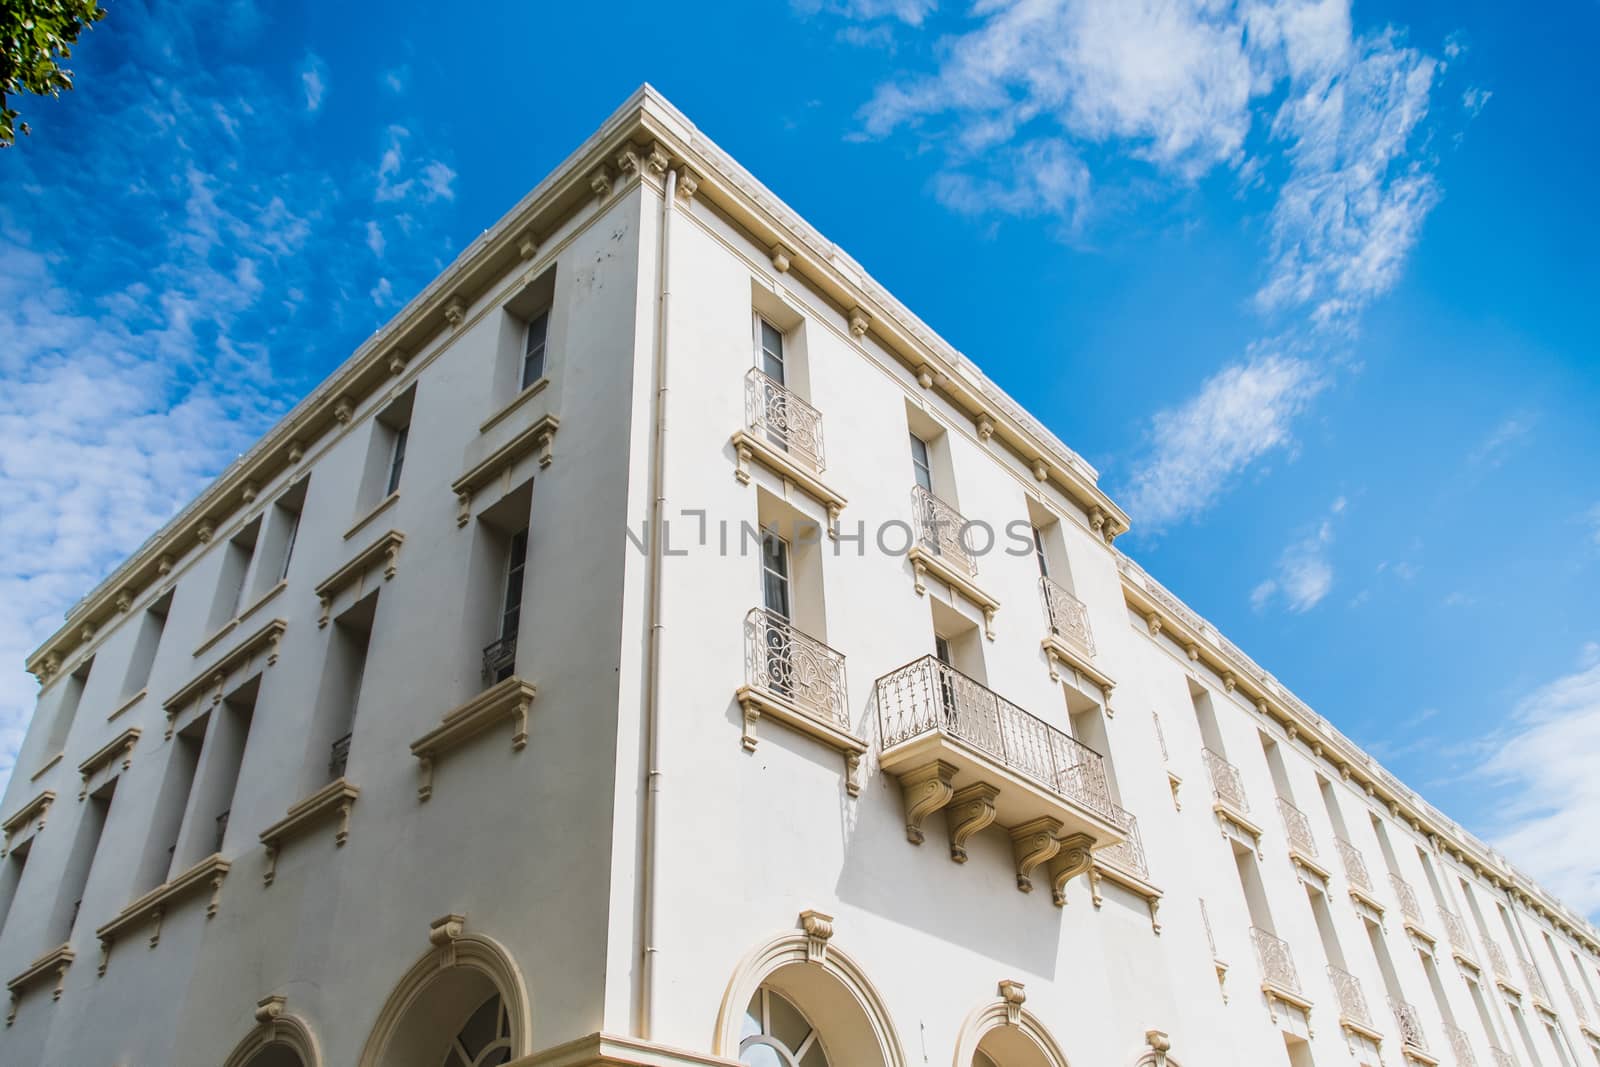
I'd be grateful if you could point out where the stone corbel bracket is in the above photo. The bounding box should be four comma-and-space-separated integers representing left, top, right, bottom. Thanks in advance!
451, 415, 560, 527
1010, 817, 1064, 894
905, 546, 999, 640
77, 728, 141, 800
314, 530, 405, 627
896, 759, 956, 845
258, 778, 361, 886
1046, 833, 1094, 906
162, 618, 287, 738
410, 678, 537, 801
798, 909, 834, 963
5, 943, 74, 1026
429, 913, 467, 968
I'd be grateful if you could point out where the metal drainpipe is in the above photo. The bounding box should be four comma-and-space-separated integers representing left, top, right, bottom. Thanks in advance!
638, 163, 676, 1041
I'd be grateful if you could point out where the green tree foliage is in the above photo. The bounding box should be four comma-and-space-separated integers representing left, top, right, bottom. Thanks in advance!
2, 0, 106, 147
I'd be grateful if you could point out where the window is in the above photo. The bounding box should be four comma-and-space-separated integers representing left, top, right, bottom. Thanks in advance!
250, 478, 308, 599
44, 656, 92, 756
761, 529, 791, 621
934, 634, 952, 666
740, 986, 830, 1067
208, 518, 261, 631
279, 508, 301, 580
521, 309, 549, 390
1031, 525, 1049, 578
49, 779, 114, 944
442, 994, 512, 1067
311, 591, 376, 787
386, 423, 409, 496
122, 591, 171, 699
757, 317, 786, 384
500, 530, 528, 642
0, 838, 31, 940
909, 432, 933, 492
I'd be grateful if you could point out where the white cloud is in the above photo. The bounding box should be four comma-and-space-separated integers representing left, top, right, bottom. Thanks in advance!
366, 219, 386, 258
1478, 647, 1600, 917
1462, 86, 1491, 118
382, 66, 409, 94
1468, 411, 1535, 467
420, 160, 457, 202
1250, 498, 1344, 613
931, 138, 1090, 221
1123, 352, 1326, 529
794, 0, 936, 26
375, 125, 456, 204
370, 276, 394, 306
300, 53, 327, 112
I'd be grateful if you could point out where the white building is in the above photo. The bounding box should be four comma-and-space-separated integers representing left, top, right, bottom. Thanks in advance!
3, 86, 1598, 1067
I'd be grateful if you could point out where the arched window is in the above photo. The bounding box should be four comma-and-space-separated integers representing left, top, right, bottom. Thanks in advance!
740, 986, 831, 1067
440, 994, 512, 1067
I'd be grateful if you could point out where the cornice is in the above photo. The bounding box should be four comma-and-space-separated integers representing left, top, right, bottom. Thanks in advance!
162, 618, 286, 736
1115, 549, 1600, 956
26, 84, 1125, 683
76, 727, 141, 796
313, 530, 405, 626
1, 788, 55, 841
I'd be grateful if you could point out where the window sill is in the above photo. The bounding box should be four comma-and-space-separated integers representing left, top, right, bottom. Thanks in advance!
29, 751, 64, 782
479, 377, 550, 435
107, 688, 146, 722
315, 530, 405, 627
5, 942, 74, 1018
238, 580, 287, 624
164, 618, 287, 737
410, 677, 536, 800
76, 728, 141, 797
344, 491, 400, 541
192, 617, 240, 658
258, 777, 359, 886
1, 788, 57, 849
95, 853, 231, 972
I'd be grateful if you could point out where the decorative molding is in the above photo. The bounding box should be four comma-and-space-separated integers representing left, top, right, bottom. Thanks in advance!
769, 243, 793, 273
896, 759, 956, 845
1046, 832, 1094, 906
410, 678, 537, 801
332, 395, 356, 424
222, 994, 323, 1067
728, 429, 848, 532
386, 347, 409, 375
191, 616, 240, 658
96, 854, 231, 974
798, 909, 833, 963
237, 578, 287, 624
107, 687, 147, 722
1040, 633, 1115, 699
258, 778, 360, 886
162, 618, 287, 738
945, 782, 999, 863
588, 165, 612, 198
478, 376, 551, 436
5, 943, 74, 1025
734, 685, 866, 796
975, 412, 995, 441
1, 788, 55, 853
949, 984, 1073, 1067
451, 414, 560, 526
28, 751, 63, 781
1010, 816, 1064, 894
443, 294, 468, 327
906, 545, 999, 640
676, 167, 701, 202
1139, 1030, 1174, 1067
196, 518, 217, 544
998, 979, 1026, 1025
516, 229, 540, 260
848, 307, 870, 338
314, 530, 405, 626
1089, 857, 1164, 932
77, 727, 140, 798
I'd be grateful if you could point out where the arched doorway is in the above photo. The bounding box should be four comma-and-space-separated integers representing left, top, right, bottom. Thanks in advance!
739, 985, 831, 1067
221, 998, 320, 1067
951, 983, 1071, 1067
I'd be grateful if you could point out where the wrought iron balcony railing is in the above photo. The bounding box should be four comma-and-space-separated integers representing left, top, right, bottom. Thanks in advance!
1203, 748, 1248, 813
1391, 998, 1429, 1052
1390, 873, 1423, 924
743, 607, 849, 732
910, 484, 978, 576
1490, 1047, 1514, 1067
1337, 836, 1374, 894
1251, 927, 1301, 994
1446, 1023, 1476, 1067
1327, 965, 1373, 1027
482, 634, 517, 686
744, 367, 826, 474
1039, 576, 1095, 656
1486, 940, 1513, 983
875, 655, 1114, 821
1098, 804, 1148, 880
328, 732, 353, 779
1277, 797, 1318, 857
1440, 906, 1474, 954
1519, 955, 1549, 1003
1565, 983, 1590, 1024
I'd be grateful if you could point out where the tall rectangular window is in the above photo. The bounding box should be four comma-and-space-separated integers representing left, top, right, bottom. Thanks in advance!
48, 780, 115, 944
1031, 525, 1050, 578
760, 529, 791, 621
909, 432, 933, 492
121, 591, 171, 700
44, 656, 93, 757
500, 529, 529, 642
266, 478, 309, 585
757, 317, 785, 383
360, 387, 416, 512
140, 722, 203, 891
177, 678, 259, 868
207, 518, 261, 632
385, 424, 409, 496
311, 592, 376, 787
0, 839, 31, 941
522, 308, 550, 389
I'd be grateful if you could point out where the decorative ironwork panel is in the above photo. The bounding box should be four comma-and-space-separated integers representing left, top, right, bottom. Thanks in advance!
1099, 804, 1148, 880
328, 732, 353, 779
743, 607, 849, 731
482, 635, 517, 686
1490, 1047, 1515, 1067
1200, 898, 1218, 958
1564, 983, 1590, 1024
1445, 1024, 1476, 1067
1039, 576, 1095, 656
1252, 927, 1301, 994
874, 655, 1113, 820
910, 484, 978, 575
1203, 748, 1249, 813
1327, 965, 1372, 1027
1390, 873, 1423, 923
1337, 837, 1373, 892
1486, 940, 1512, 983
744, 367, 826, 473
1277, 797, 1318, 857
1391, 999, 1428, 1052
1440, 907, 1473, 954
1519, 956, 1549, 1003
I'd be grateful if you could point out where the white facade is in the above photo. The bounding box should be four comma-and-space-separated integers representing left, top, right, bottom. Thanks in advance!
3, 87, 1598, 1067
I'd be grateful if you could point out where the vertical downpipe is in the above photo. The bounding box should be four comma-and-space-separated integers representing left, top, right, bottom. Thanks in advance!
638, 164, 677, 1040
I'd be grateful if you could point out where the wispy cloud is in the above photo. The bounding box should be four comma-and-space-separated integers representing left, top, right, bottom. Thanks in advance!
1468, 410, 1536, 467
1478, 646, 1600, 917
300, 52, 328, 113
793, 0, 936, 27
366, 219, 386, 258
1251, 496, 1345, 613
828, 0, 1455, 528
1123, 352, 1326, 529
382, 65, 409, 94
375, 125, 457, 204
1462, 86, 1491, 118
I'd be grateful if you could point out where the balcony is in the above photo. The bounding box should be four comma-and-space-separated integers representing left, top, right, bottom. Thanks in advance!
1390, 999, 1437, 1065
1038, 577, 1113, 698
1327, 965, 1383, 1044
1337, 837, 1385, 918
1518, 955, 1549, 1007
730, 369, 847, 527
1486, 941, 1520, 996
1090, 804, 1162, 932
907, 486, 998, 638
1390, 874, 1435, 946
875, 655, 1123, 903
1252, 927, 1312, 1029
1203, 749, 1261, 846
1277, 797, 1329, 884
736, 607, 864, 794
1439, 906, 1477, 967
1490, 1047, 1514, 1067
1444, 1024, 1476, 1067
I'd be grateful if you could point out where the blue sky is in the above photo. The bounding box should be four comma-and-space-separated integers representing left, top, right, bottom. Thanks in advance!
2, 1, 1596, 913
